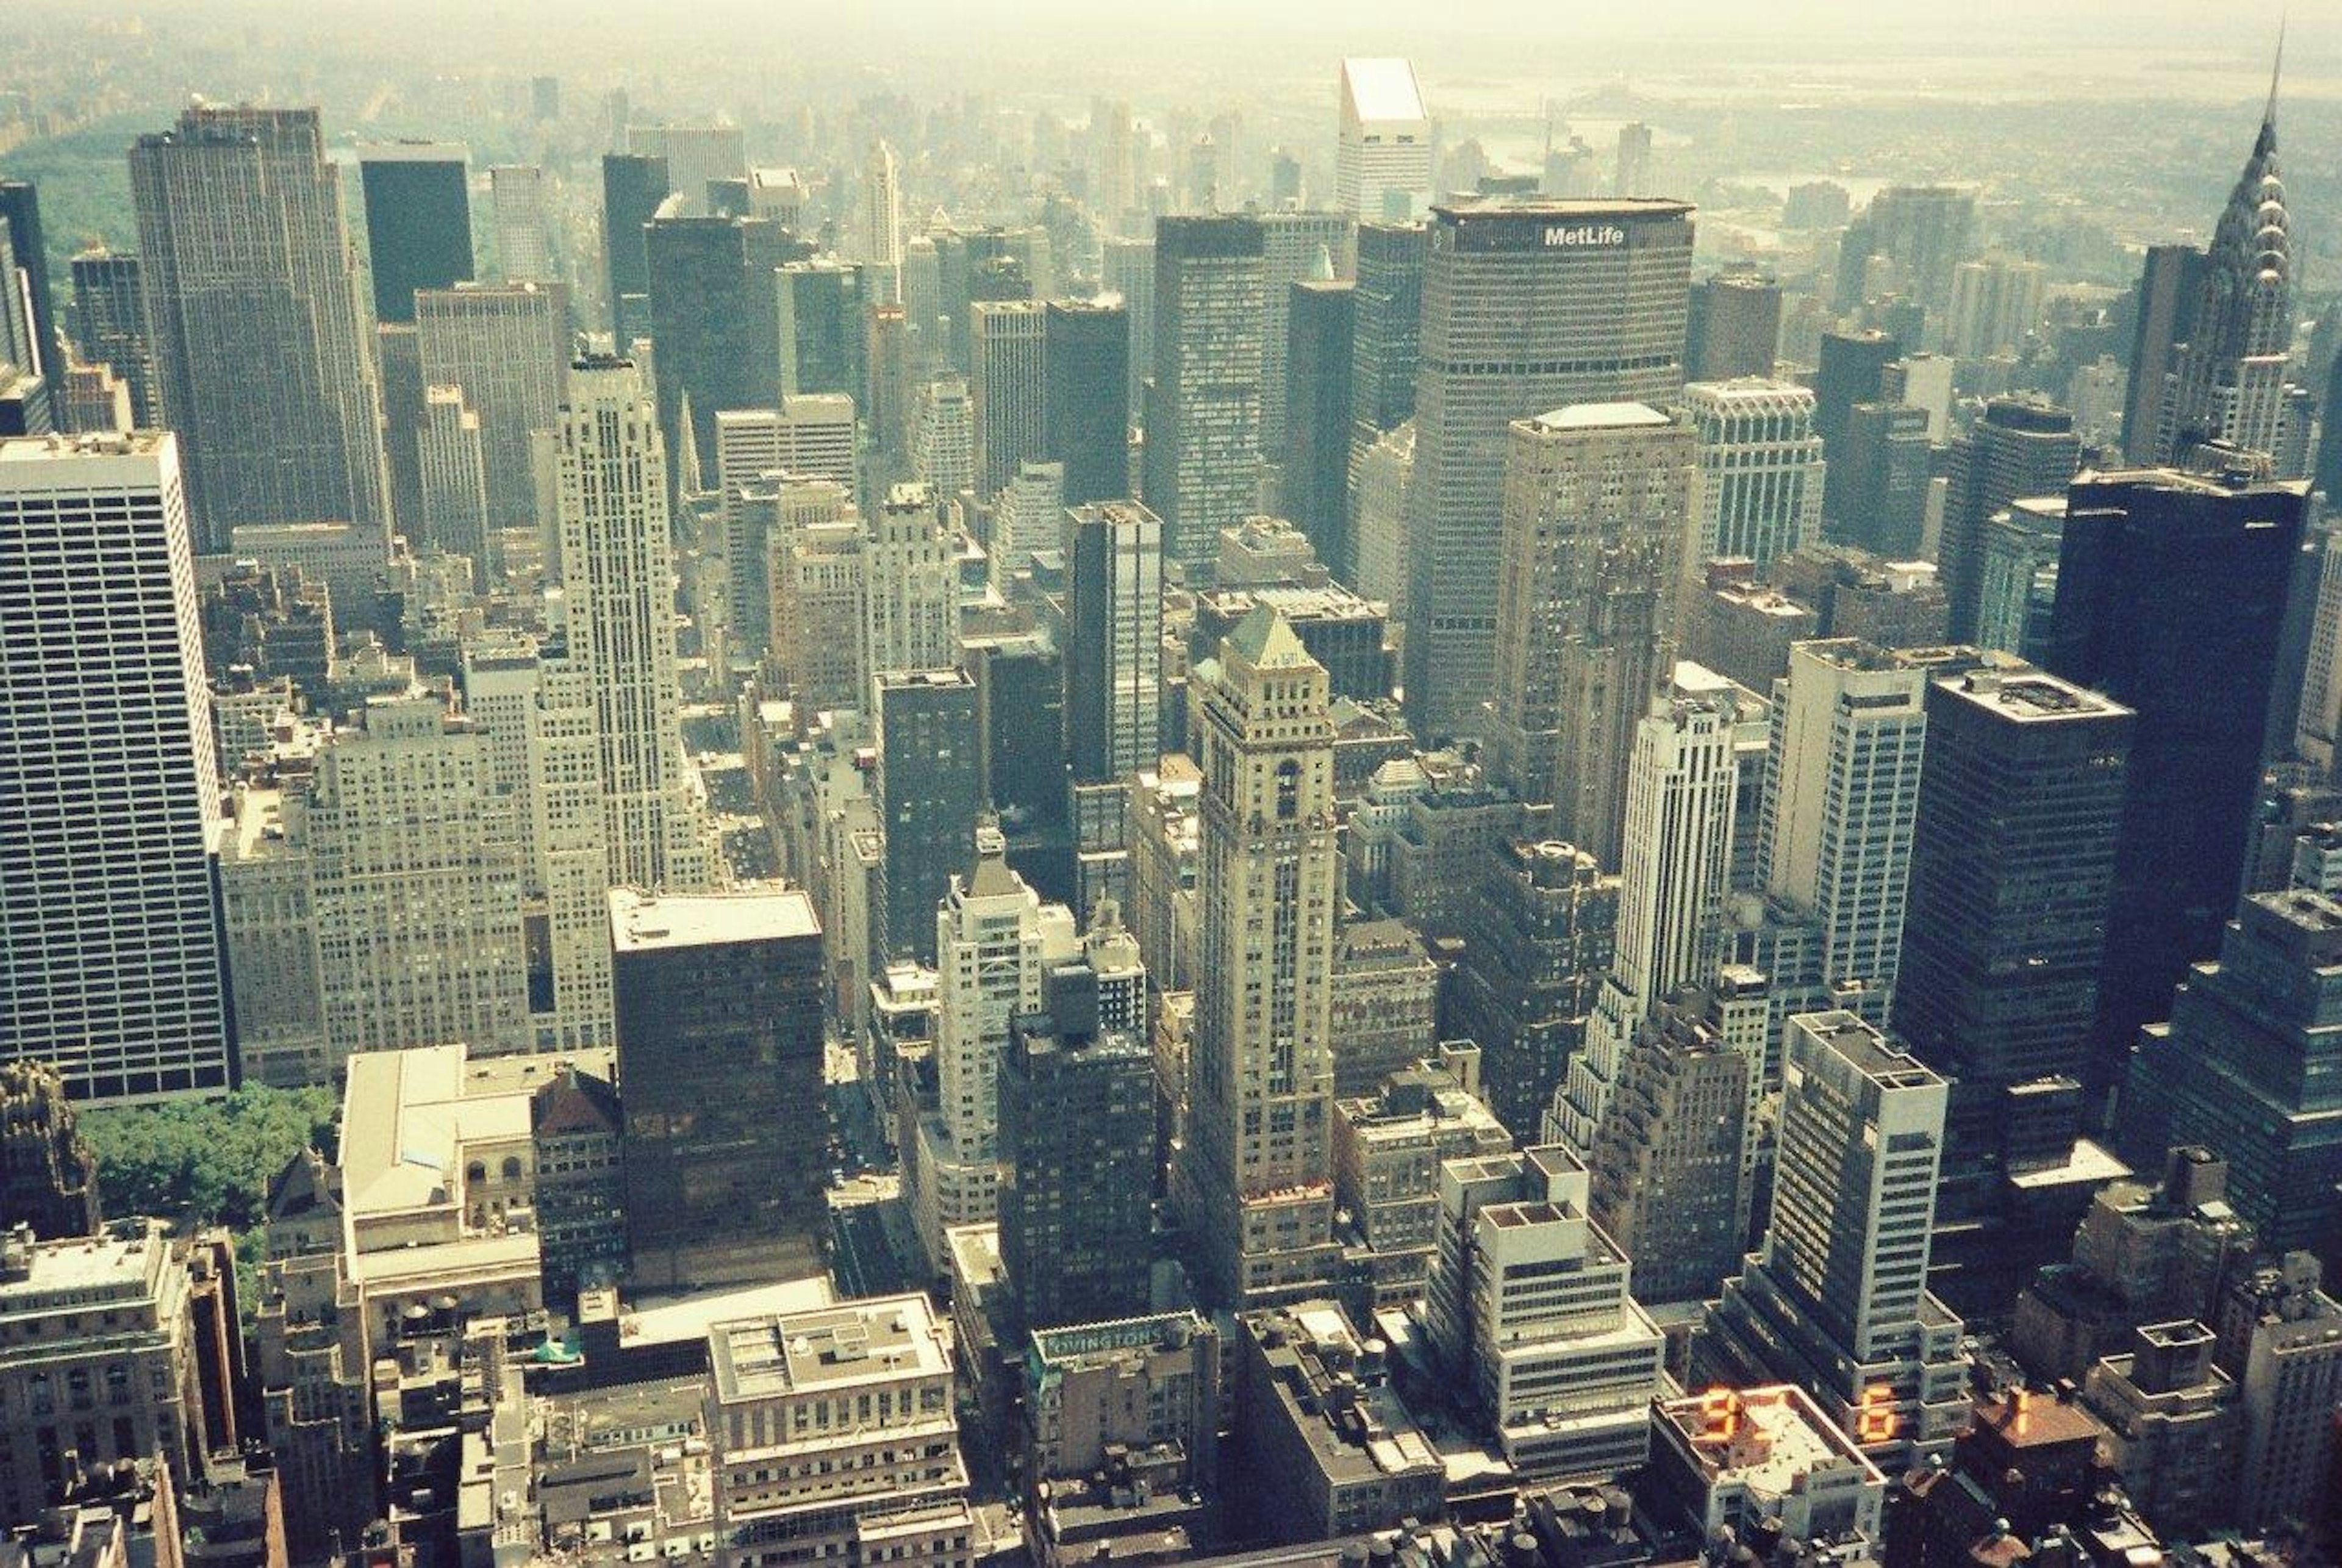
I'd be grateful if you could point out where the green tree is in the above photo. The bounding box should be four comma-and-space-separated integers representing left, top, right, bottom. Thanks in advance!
81, 1085, 338, 1231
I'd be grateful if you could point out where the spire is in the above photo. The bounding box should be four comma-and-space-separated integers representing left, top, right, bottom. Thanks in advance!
2265, 14, 2285, 132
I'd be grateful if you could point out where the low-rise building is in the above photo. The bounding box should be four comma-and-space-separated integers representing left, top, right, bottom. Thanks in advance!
1649, 1384, 1887, 1541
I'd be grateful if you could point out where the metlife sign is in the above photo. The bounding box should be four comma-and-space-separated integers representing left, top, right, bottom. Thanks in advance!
1542, 224, 1627, 248
1439, 201, 1691, 254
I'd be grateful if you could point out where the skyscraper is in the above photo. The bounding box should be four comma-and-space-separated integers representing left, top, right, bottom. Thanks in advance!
1756, 639, 1931, 1027
2123, 889, 2342, 1273
970, 299, 1048, 498
1830, 401, 1932, 559
776, 258, 870, 405
600, 151, 670, 348
875, 668, 984, 965
1180, 610, 1342, 1307
1335, 59, 1431, 221
0, 182, 57, 374
487, 164, 554, 281
414, 280, 569, 548
862, 481, 958, 696
1256, 213, 1356, 460
2121, 245, 2207, 465
1892, 659, 2132, 1203
1842, 185, 1976, 334
2046, 467, 2307, 1097
644, 212, 801, 483
1042, 298, 1130, 507
550, 356, 712, 892
1403, 198, 1694, 739
68, 249, 157, 428
415, 384, 492, 575
1284, 276, 1355, 574
1102, 237, 1154, 413
998, 923, 1157, 1331
129, 106, 390, 551
0, 431, 229, 1104
1687, 273, 1783, 380
1487, 404, 1692, 865
2158, 93, 2292, 465
1703, 1012, 1969, 1469
612, 886, 828, 1289
356, 143, 473, 323
1680, 379, 1824, 578
1347, 220, 1425, 460
626, 123, 747, 217
1144, 217, 1266, 568
1552, 688, 1741, 1158
1940, 396, 2080, 640
861, 140, 905, 301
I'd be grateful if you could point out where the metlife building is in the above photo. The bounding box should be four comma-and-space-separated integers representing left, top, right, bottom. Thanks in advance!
1402, 198, 1695, 740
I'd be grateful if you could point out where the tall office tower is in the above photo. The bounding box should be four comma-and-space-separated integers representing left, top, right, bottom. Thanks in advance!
862, 481, 957, 689
1257, 215, 1358, 461
1830, 403, 1932, 559
1681, 379, 1823, 578
0, 182, 56, 371
2123, 244, 2209, 464
1892, 659, 2132, 1211
356, 143, 473, 323
488, 165, 554, 282
1705, 1014, 1968, 1469
914, 373, 976, 497
776, 258, 870, 404
2159, 97, 2291, 464
1043, 298, 1130, 507
600, 151, 669, 346
1425, 1145, 1667, 1480
1759, 640, 1930, 1026
551, 357, 711, 892
1285, 276, 1356, 574
990, 460, 1064, 580
1450, 836, 1619, 1138
1143, 217, 1267, 567
645, 212, 800, 482
304, 692, 535, 1070
612, 886, 829, 1289
0, 1059, 101, 1240
1348, 220, 1425, 458
716, 394, 858, 496
867, 300, 915, 481
1687, 273, 1783, 380
414, 280, 569, 548
1882, 351, 1956, 440
626, 123, 747, 217
1939, 396, 2080, 640
1336, 59, 1432, 221
129, 106, 390, 551
1403, 199, 1694, 739
1842, 185, 1976, 331
999, 943, 1158, 1330
1353, 420, 1414, 615
917, 826, 1073, 1250
415, 385, 492, 575
971, 299, 1048, 498
68, 249, 157, 426
1487, 405, 1692, 864
1813, 328, 1899, 466
1583, 988, 1756, 1306
861, 140, 905, 301
1101, 238, 1154, 414
1090, 97, 1139, 226
2045, 468, 2307, 1097
0, 432, 227, 1104
876, 670, 984, 972
1180, 610, 1343, 1307
2124, 890, 2342, 1273
1067, 502, 1166, 912
1553, 689, 1741, 1156
1947, 256, 2047, 361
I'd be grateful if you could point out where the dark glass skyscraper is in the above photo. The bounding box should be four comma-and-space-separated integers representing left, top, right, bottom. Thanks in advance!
0, 182, 57, 373
1348, 220, 1425, 458
2044, 468, 2309, 1096
601, 152, 669, 348
645, 213, 804, 483
1283, 277, 1355, 576
1143, 215, 1266, 568
1687, 273, 1783, 380
1940, 396, 2080, 640
875, 668, 984, 965
1893, 659, 2132, 1198
70, 250, 156, 427
2121, 245, 2206, 465
356, 143, 474, 324
1043, 298, 1130, 506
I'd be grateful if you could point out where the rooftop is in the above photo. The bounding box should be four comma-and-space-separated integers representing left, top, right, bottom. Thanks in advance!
608, 886, 820, 951
708, 1293, 949, 1403
0, 1220, 168, 1314
1527, 402, 1674, 433
1661, 1384, 1883, 1497
1340, 57, 1427, 127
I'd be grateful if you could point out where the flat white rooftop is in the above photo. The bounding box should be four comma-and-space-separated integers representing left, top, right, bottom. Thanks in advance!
609, 886, 820, 951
